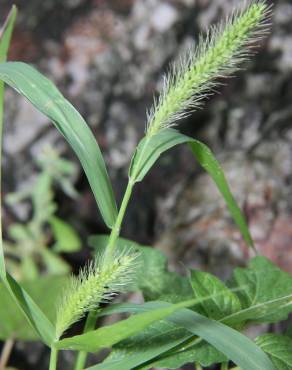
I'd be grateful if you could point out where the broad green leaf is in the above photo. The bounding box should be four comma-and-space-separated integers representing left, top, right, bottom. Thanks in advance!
255, 334, 292, 370
158, 258, 292, 369
56, 298, 198, 352
227, 257, 292, 324
0, 62, 118, 228
0, 5, 17, 279
190, 269, 242, 320
129, 128, 253, 248
89, 234, 193, 300
0, 275, 68, 342
98, 256, 292, 370
86, 302, 275, 370
50, 216, 81, 252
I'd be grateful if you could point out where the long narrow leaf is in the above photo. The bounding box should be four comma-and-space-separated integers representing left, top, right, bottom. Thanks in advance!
87, 335, 191, 370
0, 62, 118, 228
0, 14, 57, 347
85, 302, 275, 370
129, 128, 253, 248
0, 5, 17, 279
3, 273, 56, 346
56, 299, 198, 352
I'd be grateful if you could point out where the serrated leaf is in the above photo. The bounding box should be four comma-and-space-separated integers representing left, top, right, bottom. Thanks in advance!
255, 334, 292, 370
190, 269, 242, 320
0, 62, 117, 228
129, 128, 253, 248
227, 257, 292, 324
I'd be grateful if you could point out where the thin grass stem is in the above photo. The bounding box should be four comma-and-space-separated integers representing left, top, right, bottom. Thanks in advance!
49, 347, 58, 370
103, 179, 134, 264
73, 310, 99, 370
0, 338, 14, 369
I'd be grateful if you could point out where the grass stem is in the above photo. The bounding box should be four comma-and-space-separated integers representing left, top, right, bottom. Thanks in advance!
49, 347, 58, 370
103, 179, 134, 264
0, 338, 14, 369
73, 311, 99, 370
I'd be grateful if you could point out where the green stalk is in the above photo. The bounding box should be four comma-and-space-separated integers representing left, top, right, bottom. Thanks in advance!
103, 178, 134, 264
74, 310, 99, 370
195, 363, 203, 370
49, 347, 58, 370
73, 179, 134, 369
221, 362, 229, 370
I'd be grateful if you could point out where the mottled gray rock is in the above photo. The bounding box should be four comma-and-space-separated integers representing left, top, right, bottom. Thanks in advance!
155, 135, 292, 277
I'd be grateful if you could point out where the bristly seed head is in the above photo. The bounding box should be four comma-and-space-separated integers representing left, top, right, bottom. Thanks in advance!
55, 249, 139, 339
146, 0, 271, 137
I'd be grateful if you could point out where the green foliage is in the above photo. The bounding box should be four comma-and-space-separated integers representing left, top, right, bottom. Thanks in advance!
0, 62, 117, 229
85, 301, 276, 370
88, 246, 292, 370
50, 216, 81, 253
89, 234, 193, 300
3, 272, 56, 346
0, 5, 17, 279
1, 2, 291, 370
255, 334, 292, 369
56, 298, 200, 352
129, 128, 254, 248
226, 257, 292, 324
190, 269, 242, 320
0, 275, 67, 341
4, 146, 81, 280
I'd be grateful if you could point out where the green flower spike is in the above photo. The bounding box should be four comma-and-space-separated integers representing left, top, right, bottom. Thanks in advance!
146, 0, 271, 137
55, 250, 138, 339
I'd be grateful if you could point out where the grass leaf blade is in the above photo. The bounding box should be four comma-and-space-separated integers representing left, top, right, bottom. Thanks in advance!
129, 128, 253, 248
3, 273, 55, 346
0, 62, 118, 228
85, 302, 275, 370
0, 5, 17, 279
56, 299, 197, 352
